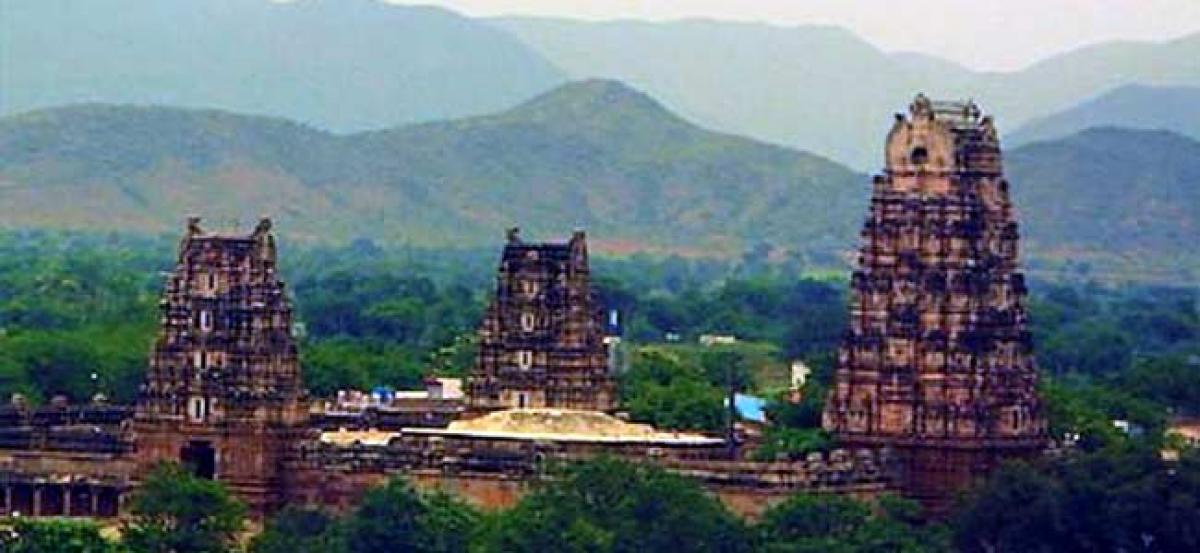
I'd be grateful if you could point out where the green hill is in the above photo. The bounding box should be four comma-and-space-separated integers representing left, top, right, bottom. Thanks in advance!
2, 82, 1197, 283
0, 80, 863, 257
1008, 127, 1200, 282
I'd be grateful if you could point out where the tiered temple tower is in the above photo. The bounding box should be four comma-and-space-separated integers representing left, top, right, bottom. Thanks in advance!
822, 95, 1047, 512
467, 228, 616, 413
133, 217, 308, 513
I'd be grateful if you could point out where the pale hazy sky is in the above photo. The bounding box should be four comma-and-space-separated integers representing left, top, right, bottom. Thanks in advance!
391, 0, 1200, 71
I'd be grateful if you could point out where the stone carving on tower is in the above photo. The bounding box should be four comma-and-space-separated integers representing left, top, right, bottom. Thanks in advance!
822, 95, 1047, 512
133, 217, 308, 513
467, 228, 616, 413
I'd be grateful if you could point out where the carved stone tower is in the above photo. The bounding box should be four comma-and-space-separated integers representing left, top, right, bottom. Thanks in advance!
134, 217, 308, 513
467, 229, 616, 413
822, 95, 1046, 513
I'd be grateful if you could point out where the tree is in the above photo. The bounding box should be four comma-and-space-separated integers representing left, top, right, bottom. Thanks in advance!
342, 478, 478, 553
1041, 378, 1165, 451
249, 506, 343, 553
626, 378, 726, 432
764, 383, 826, 429
953, 446, 1200, 552
701, 348, 752, 393
8, 332, 101, 401
622, 348, 727, 432
482, 456, 751, 553
0, 519, 119, 553
122, 463, 246, 553
952, 463, 1066, 553
757, 493, 940, 553
1116, 353, 1200, 415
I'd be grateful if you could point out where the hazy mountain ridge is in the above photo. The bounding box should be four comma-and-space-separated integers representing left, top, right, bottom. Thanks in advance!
0, 0, 567, 131
494, 17, 1200, 169
5, 0, 1197, 173
1009, 85, 1200, 146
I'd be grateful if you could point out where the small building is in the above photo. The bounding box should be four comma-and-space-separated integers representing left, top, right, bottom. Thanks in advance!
699, 334, 738, 346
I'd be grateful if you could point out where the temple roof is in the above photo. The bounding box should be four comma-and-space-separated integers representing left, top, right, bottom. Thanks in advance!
404, 408, 722, 445
909, 93, 982, 129
319, 429, 399, 446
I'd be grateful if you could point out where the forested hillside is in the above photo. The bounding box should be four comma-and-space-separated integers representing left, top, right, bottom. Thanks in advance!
3, 81, 1198, 282
1008, 127, 1200, 283
0, 80, 862, 260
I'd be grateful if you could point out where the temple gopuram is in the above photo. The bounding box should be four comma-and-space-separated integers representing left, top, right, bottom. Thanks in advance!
467, 229, 616, 413
133, 217, 310, 513
822, 94, 1048, 512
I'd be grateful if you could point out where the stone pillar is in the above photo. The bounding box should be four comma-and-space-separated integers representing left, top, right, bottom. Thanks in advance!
91, 486, 100, 517
3, 485, 10, 515
31, 485, 41, 517
63, 486, 72, 517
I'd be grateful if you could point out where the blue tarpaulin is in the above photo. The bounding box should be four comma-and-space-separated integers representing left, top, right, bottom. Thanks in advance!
728, 393, 767, 423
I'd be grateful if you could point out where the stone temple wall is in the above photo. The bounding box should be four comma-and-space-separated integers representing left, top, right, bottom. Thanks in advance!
284, 434, 897, 518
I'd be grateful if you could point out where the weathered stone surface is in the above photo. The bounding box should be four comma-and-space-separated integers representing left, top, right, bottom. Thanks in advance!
132, 217, 309, 514
467, 229, 616, 413
823, 95, 1048, 513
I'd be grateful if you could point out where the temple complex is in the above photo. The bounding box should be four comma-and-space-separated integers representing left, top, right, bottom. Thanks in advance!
133, 217, 309, 512
0, 94, 1051, 521
467, 229, 616, 413
822, 94, 1048, 512
0, 220, 897, 519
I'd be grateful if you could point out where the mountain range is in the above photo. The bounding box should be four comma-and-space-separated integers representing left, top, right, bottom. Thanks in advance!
494, 17, 1200, 169
4, 1, 1198, 169
2, 80, 1197, 283
1009, 85, 1200, 146
0, 81, 861, 255
0, 0, 565, 130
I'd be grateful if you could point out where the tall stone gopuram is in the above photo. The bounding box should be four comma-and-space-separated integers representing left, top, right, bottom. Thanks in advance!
823, 95, 1047, 513
467, 228, 616, 413
133, 218, 309, 513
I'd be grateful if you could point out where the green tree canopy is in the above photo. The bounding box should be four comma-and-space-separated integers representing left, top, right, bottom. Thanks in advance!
954, 446, 1200, 553
342, 478, 478, 553
249, 506, 343, 553
121, 463, 246, 553
758, 493, 943, 553
0, 519, 119, 553
482, 456, 751, 553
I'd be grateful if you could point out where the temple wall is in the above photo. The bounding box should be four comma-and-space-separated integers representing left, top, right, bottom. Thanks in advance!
286, 461, 893, 520
284, 438, 898, 518
713, 481, 891, 519
0, 449, 135, 517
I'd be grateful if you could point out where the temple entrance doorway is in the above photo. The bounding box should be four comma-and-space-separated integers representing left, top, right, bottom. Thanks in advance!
180, 440, 216, 480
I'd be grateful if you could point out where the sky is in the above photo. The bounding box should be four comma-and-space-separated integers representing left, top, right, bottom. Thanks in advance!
394, 0, 1200, 71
